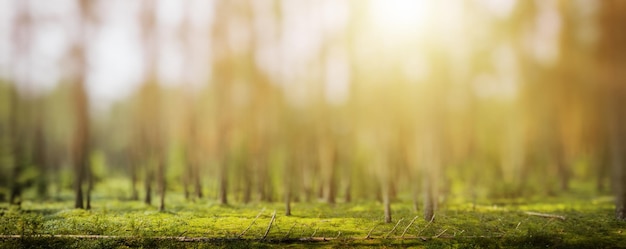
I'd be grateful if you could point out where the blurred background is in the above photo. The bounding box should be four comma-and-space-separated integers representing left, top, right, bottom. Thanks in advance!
1, 0, 626, 220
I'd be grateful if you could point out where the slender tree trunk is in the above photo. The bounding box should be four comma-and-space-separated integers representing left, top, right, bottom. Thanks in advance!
86, 162, 93, 210
145, 168, 152, 205
130, 160, 139, 201
158, 157, 166, 211
34, 122, 47, 199
72, 0, 92, 210
243, 171, 252, 203
421, 130, 440, 222
285, 187, 291, 216
9, 90, 22, 205
412, 186, 419, 213
8, 0, 30, 208
383, 182, 392, 223
596, 152, 609, 192
183, 176, 190, 200
423, 178, 435, 222
319, 141, 336, 204
609, 113, 625, 220
219, 152, 228, 205
9, 143, 22, 205
344, 182, 352, 203
193, 161, 203, 199
72, 81, 89, 209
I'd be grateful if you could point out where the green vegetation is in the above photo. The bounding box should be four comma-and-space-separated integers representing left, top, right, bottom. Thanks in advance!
1, 182, 624, 248
3, 1, 626, 248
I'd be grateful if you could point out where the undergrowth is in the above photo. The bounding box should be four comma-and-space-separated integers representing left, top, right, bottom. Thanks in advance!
0, 192, 624, 248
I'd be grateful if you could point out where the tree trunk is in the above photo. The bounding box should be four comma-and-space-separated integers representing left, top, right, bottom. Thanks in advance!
219, 158, 228, 205
34, 123, 47, 199
412, 186, 419, 213
9, 94, 22, 205
145, 169, 152, 205
421, 132, 440, 222
86, 163, 93, 210
423, 180, 435, 222
285, 188, 291, 216
194, 162, 203, 199
72, 81, 89, 209
344, 182, 351, 203
9, 143, 22, 206
609, 114, 625, 220
598, 0, 626, 221
72, 0, 92, 210
158, 156, 166, 211
383, 183, 392, 223
130, 152, 139, 200
183, 156, 190, 200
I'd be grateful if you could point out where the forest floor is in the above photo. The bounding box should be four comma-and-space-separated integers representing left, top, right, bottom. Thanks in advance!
1, 185, 625, 248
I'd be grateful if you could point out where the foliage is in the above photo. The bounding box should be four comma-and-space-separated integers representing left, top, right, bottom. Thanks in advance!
0, 190, 624, 248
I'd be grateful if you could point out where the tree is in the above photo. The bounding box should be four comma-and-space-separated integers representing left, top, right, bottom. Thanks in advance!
597, 0, 626, 220
70, 0, 94, 209
137, 0, 166, 211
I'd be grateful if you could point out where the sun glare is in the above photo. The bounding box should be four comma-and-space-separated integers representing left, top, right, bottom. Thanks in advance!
368, 0, 434, 38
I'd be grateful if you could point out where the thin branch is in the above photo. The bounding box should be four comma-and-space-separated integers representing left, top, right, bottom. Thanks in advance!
416, 214, 435, 237
401, 216, 419, 238
334, 231, 342, 239
262, 210, 276, 240
0, 234, 508, 242
433, 228, 448, 238
524, 211, 566, 221
365, 223, 379, 239
384, 218, 404, 238
238, 207, 266, 238
310, 226, 319, 239
283, 222, 297, 239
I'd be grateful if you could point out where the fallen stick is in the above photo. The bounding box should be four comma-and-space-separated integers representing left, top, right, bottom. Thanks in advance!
524, 212, 566, 221
384, 218, 404, 238
283, 223, 297, 239
310, 226, 319, 238
365, 224, 379, 239
401, 216, 419, 238
0, 234, 506, 242
433, 228, 448, 239
416, 214, 435, 237
262, 210, 277, 240
238, 207, 266, 238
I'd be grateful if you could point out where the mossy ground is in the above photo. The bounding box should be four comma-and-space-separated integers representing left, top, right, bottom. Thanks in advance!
0, 186, 625, 248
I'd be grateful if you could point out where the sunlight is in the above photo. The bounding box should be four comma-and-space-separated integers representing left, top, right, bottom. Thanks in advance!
368, 0, 433, 38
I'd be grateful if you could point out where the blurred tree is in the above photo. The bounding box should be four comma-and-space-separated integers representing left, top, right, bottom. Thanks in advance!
597, 0, 626, 220
179, 0, 203, 201
137, 0, 166, 211
70, 0, 92, 209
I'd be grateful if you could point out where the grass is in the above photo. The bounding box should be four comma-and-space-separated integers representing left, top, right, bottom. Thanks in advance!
1, 189, 625, 248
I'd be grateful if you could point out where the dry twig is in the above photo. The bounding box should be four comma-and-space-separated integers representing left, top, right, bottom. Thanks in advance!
283, 223, 297, 239
385, 218, 404, 238
262, 210, 276, 240
433, 228, 448, 239
365, 224, 379, 239
524, 211, 566, 221
238, 207, 266, 238
416, 214, 435, 237
401, 216, 419, 238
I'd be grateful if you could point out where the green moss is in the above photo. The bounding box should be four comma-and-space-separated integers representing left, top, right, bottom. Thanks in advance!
0, 192, 624, 248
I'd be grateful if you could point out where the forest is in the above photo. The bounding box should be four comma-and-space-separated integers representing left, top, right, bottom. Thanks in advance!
1, 0, 626, 248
